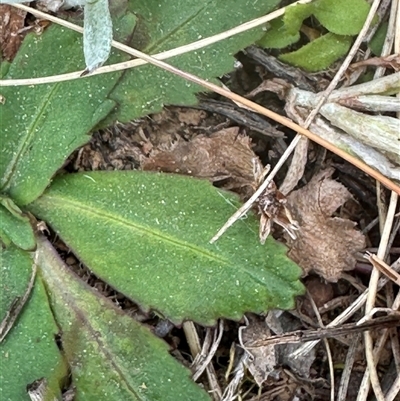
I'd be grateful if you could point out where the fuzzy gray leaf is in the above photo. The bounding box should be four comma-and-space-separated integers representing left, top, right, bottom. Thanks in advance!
83, 0, 113, 72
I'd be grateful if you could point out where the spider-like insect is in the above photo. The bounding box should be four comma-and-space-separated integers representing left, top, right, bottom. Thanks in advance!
252, 159, 299, 244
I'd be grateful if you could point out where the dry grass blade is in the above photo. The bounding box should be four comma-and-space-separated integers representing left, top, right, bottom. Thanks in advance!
5, 0, 313, 86
337, 333, 361, 401
247, 315, 400, 347
183, 321, 222, 400
363, 191, 398, 401
281, 0, 384, 194
367, 253, 400, 286
292, 258, 400, 359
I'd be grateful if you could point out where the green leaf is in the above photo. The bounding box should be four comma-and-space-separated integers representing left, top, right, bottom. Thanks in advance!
283, 2, 313, 36
257, 17, 300, 49
0, 58, 10, 77
108, 0, 280, 122
28, 171, 304, 325
279, 33, 352, 72
0, 197, 35, 250
0, 246, 67, 401
0, 246, 32, 325
35, 234, 211, 401
281, 0, 371, 37
84, 0, 113, 71
369, 22, 388, 56
313, 0, 372, 36
0, 20, 135, 206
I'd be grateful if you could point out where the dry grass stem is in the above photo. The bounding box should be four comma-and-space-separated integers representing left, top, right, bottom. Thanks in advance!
364, 191, 398, 401
280, 0, 383, 193
183, 321, 222, 399
292, 258, 400, 358
192, 320, 224, 383
357, 329, 391, 401
210, 135, 302, 243
367, 253, 400, 286
307, 293, 335, 401
337, 333, 361, 401
6, 0, 313, 86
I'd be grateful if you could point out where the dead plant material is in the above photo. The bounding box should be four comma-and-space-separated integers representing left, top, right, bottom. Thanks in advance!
198, 98, 285, 138
244, 46, 329, 92
248, 315, 400, 348
367, 253, 400, 286
27, 377, 59, 401
0, 5, 26, 61
241, 314, 276, 386
349, 53, 400, 72
252, 160, 299, 243
142, 127, 256, 195
285, 168, 365, 282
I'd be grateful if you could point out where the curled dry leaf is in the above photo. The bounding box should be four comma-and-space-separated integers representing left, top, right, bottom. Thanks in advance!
285, 168, 365, 282
142, 127, 256, 195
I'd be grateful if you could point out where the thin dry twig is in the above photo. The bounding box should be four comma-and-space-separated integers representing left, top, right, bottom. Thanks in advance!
374, 0, 398, 78
385, 367, 400, 401
5, 0, 313, 86
364, 191, 398, 401
192, 320, 224, 382
357, 328, 392, 401
183, 321, 222, 400
210, 135, 302, 243
307, 292, 335, 401
248, 315, 400, 347
368, 253, 400, 286
280, 0, 383, 194
337, 333, 362, 401
292, 258, 400, 358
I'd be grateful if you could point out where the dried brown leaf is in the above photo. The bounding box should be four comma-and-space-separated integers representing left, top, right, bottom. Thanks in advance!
0, 5, 26, 61
285, 168, 365, 282
141, 127, 256, 194
242, 315, 276, 386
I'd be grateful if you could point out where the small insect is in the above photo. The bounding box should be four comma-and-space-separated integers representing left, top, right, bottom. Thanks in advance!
252, 159, 299, 244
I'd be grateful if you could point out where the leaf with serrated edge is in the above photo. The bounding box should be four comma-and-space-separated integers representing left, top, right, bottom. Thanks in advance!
108, 0, 280, 122
0, 246, 67, 401
34, 234, 211, 401
28, 171, 304, 325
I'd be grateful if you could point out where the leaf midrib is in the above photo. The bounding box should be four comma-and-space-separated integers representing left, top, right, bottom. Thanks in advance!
1, 84, 59, 192
38, 194, 231, 266
35, 192, 303, 289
